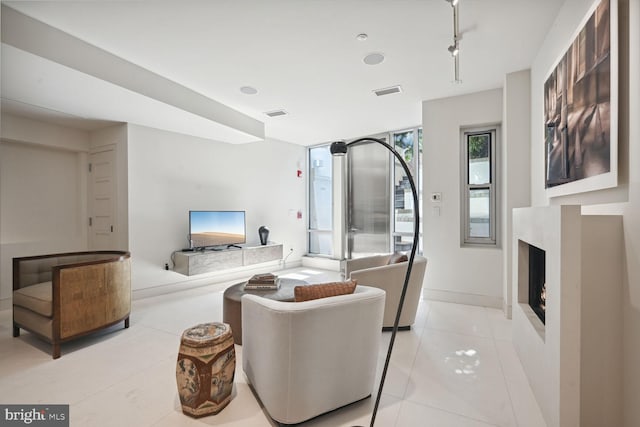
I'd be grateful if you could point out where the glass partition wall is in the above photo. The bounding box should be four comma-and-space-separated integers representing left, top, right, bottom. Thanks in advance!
347, 135, 392, 259
307, 127, 423, 258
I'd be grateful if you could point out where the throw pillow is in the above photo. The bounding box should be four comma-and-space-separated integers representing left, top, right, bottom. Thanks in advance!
387, 252, 408, 264
294, 280, 357, 302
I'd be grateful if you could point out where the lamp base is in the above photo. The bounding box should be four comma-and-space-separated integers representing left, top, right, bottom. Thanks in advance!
382, 325, 411, 332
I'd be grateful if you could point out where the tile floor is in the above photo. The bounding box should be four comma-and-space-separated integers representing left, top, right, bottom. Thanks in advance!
0, 267, 547, 427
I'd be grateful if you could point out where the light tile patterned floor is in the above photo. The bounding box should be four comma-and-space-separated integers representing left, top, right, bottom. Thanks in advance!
0, 267, 546, 426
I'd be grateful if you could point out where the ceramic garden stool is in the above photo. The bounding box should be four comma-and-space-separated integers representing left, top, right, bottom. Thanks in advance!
176, 322, 235, 417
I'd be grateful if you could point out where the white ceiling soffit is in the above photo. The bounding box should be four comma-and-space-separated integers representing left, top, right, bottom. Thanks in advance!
0, 4, 265, 144
1, 1, 565, 146
1, 97, 116, 132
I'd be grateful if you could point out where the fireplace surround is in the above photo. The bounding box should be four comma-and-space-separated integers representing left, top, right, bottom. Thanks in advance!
512, 205, 623, 427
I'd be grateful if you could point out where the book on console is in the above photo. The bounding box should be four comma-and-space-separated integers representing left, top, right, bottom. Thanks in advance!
249, 272, 277, 281
247, 273, 278, 284
244, 278, 280, 290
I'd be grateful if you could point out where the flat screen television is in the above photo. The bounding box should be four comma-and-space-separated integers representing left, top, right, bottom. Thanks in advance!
189, 210, 246, 249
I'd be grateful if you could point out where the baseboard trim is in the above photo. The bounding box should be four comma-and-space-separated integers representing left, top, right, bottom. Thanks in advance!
503, 301, 513, 319
301, 256, 342, 271
422, 289, 502, 309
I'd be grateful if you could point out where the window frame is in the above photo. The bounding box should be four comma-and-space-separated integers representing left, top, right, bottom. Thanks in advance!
460, 126, 499, 247
390, 127, 423, 254
306, 127, 423, 257
307, 143, 334, 256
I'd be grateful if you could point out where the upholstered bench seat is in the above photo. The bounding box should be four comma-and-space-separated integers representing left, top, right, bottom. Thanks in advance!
13, 282, 53, 317
13, 306, 54, 341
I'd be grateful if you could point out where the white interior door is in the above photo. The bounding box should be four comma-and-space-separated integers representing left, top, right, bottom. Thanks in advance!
88, 145, 117, 249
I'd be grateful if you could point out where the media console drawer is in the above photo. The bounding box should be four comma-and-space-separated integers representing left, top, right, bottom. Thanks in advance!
243, 245, 283, 265
174, 244, 283, 276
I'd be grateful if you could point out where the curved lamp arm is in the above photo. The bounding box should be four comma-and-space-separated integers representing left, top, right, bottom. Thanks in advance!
331, 138, 420, 427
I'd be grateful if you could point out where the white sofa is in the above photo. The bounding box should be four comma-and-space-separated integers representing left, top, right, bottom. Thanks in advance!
345, 254, 427, 330
241, 285, 385, 425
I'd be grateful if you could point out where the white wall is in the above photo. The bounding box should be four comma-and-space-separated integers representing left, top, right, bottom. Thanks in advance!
1, 113, 89, 152
0, 115, 307, 303
0, 114, 90, 308
502, 70, 532, 317
529, 1, 639, 425
126, 124, 307, 292
422, 89, 504, 307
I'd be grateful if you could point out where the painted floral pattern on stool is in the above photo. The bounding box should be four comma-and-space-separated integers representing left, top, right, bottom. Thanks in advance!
176, 358, 200, 406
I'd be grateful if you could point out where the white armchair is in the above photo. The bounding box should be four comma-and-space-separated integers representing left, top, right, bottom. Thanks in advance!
345, 254, 427, 330
241, 285, 385, 425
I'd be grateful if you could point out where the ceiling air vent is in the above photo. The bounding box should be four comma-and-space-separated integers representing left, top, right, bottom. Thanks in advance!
373, 85, 402, 97
264, 109, 288, 118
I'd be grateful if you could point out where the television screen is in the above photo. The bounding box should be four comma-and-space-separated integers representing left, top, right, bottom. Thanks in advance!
189, 211, 246, 248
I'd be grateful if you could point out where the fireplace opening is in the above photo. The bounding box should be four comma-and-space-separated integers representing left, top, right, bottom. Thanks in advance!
528, 244, 546, 324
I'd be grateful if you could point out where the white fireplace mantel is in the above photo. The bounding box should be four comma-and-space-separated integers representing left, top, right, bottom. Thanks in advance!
512, 205, 623, 427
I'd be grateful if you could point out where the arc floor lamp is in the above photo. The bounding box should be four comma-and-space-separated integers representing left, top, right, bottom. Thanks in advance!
330, 138, 420, 427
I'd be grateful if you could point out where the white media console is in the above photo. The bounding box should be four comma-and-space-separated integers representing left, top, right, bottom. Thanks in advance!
174, 243, 283, 276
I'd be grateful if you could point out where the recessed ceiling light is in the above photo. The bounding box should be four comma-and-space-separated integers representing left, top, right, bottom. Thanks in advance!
363, 52, 385, 65
356, 33, 368, 41
240, 86, 258, 95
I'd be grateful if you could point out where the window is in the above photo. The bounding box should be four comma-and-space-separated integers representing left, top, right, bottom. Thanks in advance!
392, 128, 423, 253
307, 127, 423, 258
461, 127, 498, 246
308, 144, 333, 255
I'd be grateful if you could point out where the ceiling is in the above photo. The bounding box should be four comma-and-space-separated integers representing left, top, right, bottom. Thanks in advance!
1, 0, 564, 146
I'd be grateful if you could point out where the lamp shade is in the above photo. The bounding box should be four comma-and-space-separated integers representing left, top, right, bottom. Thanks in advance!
329, 140, 348, 155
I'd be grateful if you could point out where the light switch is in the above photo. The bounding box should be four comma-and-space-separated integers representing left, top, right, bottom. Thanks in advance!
432, 206, 441, 217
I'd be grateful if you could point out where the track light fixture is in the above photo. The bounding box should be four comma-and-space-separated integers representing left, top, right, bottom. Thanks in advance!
445, 0, 461, 83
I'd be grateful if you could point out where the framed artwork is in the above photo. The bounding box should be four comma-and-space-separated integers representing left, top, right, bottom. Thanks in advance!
544, 0, 617, 197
